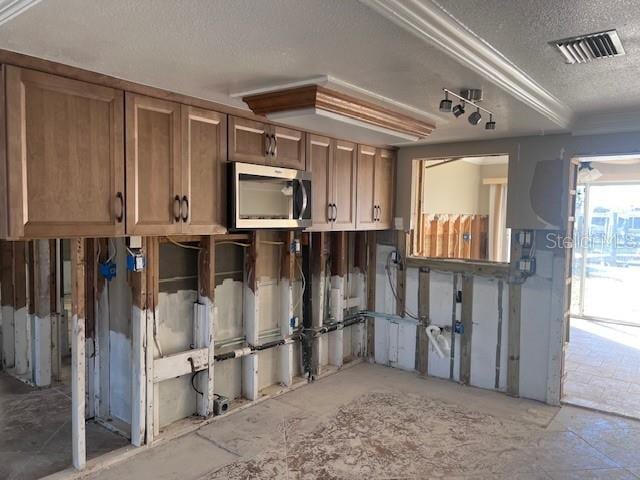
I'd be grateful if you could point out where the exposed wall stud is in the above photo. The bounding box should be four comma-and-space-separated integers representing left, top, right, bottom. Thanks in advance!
460, 274, 474, 385
242, 232, 259, 400
415, 267, 429, 375
71, 238, 86, 470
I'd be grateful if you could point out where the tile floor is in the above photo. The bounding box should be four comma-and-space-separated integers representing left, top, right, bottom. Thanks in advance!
85, 363, 640, 480
564, 317, 640, 418
0, 372, 129, 480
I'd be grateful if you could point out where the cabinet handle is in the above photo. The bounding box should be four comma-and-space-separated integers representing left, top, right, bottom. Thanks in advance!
173, 195, 181, 222
115, 192, 124, 223
271, 134, 277, 157
333, 204, 338, 222
375, 205, 380, 222
378, 205, 382, 222
327, 203, 333, 222
181, 195, 189, 222
265, 134, 272, 156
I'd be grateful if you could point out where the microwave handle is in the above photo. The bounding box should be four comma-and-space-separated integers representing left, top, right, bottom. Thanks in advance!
297, 179, 308, 220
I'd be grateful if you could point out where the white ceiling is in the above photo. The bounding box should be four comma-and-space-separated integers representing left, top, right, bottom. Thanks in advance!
0, 0, 637, 144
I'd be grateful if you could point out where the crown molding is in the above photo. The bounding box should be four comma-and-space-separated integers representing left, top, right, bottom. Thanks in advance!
0, 0, 42, 26
361, 0, 573, 128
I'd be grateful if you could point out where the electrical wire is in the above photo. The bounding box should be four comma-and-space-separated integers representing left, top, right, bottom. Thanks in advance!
292, 257, 306, 315
215, 241, 250, 248
106, 238, 117, 263
164, 237, 203, 250
385, 250, 419, 320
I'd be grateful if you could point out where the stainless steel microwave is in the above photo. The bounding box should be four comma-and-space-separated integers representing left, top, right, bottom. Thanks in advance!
228, 162, 312, 230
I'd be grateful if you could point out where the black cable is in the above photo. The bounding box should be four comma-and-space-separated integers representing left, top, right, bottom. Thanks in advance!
191, 370, 204, 396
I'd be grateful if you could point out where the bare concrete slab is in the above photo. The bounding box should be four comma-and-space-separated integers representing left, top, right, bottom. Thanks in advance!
82, 363, 640, 479
0, 372, 128, 480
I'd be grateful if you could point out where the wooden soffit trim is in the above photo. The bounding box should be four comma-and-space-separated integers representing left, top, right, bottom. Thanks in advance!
243, 85, 435, 139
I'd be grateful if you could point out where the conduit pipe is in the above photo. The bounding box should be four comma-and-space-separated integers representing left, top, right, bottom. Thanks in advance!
425, 325, 451, 359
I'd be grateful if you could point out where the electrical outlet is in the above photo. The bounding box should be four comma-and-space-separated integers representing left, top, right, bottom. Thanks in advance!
517, 230, 533, 248
517, 256, 536, 274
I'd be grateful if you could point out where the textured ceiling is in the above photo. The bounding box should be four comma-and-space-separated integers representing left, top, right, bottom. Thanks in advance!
0, 0, 563, 144
437, 0, 640, 116
1, 0, 638, 144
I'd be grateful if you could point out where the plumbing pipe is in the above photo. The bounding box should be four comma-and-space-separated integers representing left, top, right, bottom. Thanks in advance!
426, 325, 450, 359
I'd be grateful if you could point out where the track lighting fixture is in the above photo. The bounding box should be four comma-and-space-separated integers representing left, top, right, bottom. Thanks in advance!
485, 114, 496, 130
440, 88, 496, 131
468, 108, 482, 125
439, 91, 452, 112
452, 101, 465, 118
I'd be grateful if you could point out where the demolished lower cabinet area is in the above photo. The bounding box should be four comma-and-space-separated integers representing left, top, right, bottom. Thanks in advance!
307, 134, 357, 231
125, 94, 227, 235
1, 65, 126, 238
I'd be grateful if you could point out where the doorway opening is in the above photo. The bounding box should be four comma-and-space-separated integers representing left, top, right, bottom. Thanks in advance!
563, 155, 640, 418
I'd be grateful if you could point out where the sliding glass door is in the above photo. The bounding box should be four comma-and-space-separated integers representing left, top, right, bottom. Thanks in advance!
571, 183, 640, 324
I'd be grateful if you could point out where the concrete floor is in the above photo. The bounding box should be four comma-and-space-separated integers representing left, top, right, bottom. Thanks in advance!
84, 362, 640, 480
0, 372, 129, 480
564, 318, 640, 419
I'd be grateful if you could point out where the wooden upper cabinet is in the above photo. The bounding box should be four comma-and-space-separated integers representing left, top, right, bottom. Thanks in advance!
229, 116, 305, 170
181, 106, 227, 235
356, 146, 395, 231
307, 135, 333, 231
332, 140, 357, 230
269, 126, 305, 170
355, 145, 377, 230
125, 93, 182, 235
375, 149, 395, 229
2, 66, 125, 238
229, 116, 268, 164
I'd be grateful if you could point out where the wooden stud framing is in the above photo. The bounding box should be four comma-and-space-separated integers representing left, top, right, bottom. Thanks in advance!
415, 268, 429, 375
459, 275, 474, 385
13, 241, 28, 376
329, 232, 346, 368
279, 231, 295, 387
32, 239, 52, 387
130, 238, 148, 446
366, 231, 376, 360
395, 230, 408, 317
507, 232, 523, 397
242, 232, 259, 400
0, 240, 15, 370
196, 235, 216, 416
311, 232, 328, 374
71, 239, 86, 470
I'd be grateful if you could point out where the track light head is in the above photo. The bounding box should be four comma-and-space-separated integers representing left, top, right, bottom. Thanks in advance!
439, 92, 453, 112
468, 108, 482, 125
485, 114, 496, 130
452, 101, 465, 118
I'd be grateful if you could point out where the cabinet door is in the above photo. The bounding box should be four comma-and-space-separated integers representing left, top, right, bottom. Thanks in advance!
375, 149, 395, 229
355, 145, 377, 230
126, 93, 182, 235
270, 126, 305, 170
4, 66, 125, 238
181, 106, 227, 235
229, 116, 268, 164
307, 135, 333, 231
332, 140, 357, 230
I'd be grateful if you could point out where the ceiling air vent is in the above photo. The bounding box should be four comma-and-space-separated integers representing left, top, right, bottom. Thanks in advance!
553, 29, 625, 64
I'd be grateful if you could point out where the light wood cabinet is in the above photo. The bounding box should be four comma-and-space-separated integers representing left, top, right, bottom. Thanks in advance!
356, 146, 395, 230
229, 116, 269, 165
307, 135, 356, 231
375, 149, 395, 229
308, 135, 333, 230
126, 94, 227, 235
230, 116, 305, 170
332, 140, 357, 230
355, 146, 377, 230
126, 93, 182, 235
181, 106, 227, 235
2, 66, 126, 238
